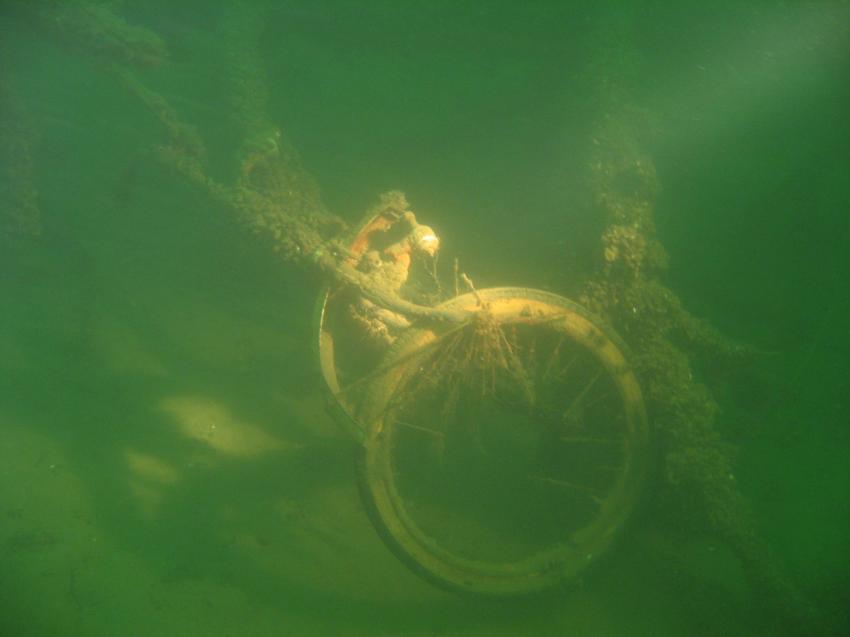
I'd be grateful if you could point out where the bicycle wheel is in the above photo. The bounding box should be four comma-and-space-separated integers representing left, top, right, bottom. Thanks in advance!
356, 287, 650, 595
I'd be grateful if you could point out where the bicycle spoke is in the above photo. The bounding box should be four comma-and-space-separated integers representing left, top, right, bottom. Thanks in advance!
529, 475, 604, 505
561, 369, 602, 424
394, 420, 445, 439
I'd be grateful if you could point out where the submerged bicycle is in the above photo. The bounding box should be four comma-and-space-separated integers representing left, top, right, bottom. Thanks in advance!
316, 195, 650, 596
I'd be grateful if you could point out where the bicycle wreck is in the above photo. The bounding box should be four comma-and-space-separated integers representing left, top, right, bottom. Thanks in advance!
2, 2, 818, 632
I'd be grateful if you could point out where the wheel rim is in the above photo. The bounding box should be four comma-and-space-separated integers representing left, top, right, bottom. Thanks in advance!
355, 288, 650, 595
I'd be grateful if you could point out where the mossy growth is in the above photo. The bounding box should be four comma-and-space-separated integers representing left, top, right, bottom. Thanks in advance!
579, 113, 812, 629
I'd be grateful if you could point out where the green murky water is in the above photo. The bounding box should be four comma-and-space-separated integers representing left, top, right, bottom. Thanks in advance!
1, 2, 848, 636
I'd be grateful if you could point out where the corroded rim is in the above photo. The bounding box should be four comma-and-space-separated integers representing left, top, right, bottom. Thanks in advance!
355, 287, 650, 595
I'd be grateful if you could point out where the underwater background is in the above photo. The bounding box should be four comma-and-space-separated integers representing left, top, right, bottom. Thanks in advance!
1, 1, 848, 636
